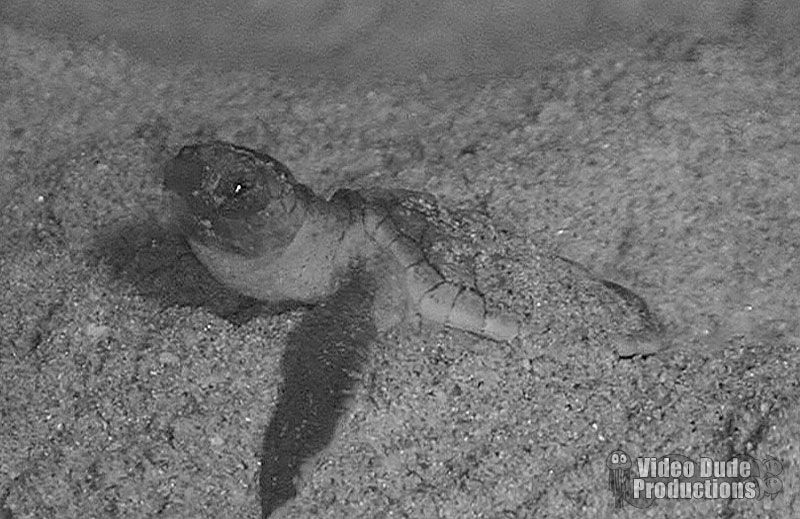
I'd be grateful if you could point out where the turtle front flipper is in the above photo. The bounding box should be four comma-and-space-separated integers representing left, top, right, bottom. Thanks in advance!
407, 261, 522, 341
357, 193, 523, 341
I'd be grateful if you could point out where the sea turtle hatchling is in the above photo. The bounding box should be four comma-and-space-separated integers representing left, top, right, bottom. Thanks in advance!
162, 141, 663, 354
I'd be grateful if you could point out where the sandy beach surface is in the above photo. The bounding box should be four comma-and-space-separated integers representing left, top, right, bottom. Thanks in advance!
1, 13, 798, 518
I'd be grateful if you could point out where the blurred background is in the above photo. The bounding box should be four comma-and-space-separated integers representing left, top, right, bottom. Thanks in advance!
2, 0, 799, 80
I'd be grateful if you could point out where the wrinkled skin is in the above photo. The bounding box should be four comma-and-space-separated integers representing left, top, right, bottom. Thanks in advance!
162, 141, 663, 353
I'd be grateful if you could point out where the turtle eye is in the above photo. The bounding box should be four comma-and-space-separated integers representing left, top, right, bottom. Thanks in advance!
229, 178, 254, 198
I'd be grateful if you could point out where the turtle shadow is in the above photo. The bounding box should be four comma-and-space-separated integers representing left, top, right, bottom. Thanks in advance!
259, 266, 376, 517
91, 217, 377, 518
91, 216, 282, 323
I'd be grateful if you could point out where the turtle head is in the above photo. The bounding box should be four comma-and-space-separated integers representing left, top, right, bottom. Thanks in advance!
162, 141, 309, 257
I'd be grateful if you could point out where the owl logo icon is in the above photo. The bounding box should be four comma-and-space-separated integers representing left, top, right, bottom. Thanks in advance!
756, 456, 784, 501
607, 450, 632, 508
